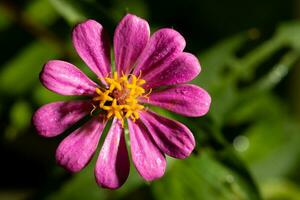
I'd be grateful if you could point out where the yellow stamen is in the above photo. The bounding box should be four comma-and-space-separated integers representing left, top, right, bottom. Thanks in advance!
105, 72, 122, 91
93, 88, 113, 108
92, 71, 149, 125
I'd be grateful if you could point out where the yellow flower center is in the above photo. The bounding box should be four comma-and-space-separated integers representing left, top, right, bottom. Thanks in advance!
92, 71, 151, 126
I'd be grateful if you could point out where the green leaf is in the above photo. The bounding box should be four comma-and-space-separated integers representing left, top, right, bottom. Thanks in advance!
192, 33, 247, 90
276, 21, 300, 49
46, 160, 145, 200
262, 179, 300, 200
25, 0, 59, 25
0, 41, 59, 95
226, 94, 282, 124
152, 150, 261, 200
46, 164, 106, 200
49, 0, 86, 25
32, 85, 75, 105
238, 118, 300, 182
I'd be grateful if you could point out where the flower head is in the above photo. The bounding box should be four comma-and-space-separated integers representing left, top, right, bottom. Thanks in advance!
32, 14, 211, 189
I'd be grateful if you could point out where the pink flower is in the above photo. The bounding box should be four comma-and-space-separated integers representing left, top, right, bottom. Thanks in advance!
32, 14, 211, 189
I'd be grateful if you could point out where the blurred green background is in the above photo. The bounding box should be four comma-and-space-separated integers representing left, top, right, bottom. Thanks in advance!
1, 0, 300, 199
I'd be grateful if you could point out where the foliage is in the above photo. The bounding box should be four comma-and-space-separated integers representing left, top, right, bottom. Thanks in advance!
0, 0, 300, 200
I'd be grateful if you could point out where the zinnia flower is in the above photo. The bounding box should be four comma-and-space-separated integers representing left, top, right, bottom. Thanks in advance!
32, 13, 211, 189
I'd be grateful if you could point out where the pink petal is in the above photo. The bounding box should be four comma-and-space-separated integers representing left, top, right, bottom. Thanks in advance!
128, 119, 166, 181
144, 53, 201, 89
139, 110, 195, 159
40, 60, 97, 96
140, 84, 211, 117
133, 28, 186, 79
114, 14, 150, 75
95, 119, 129, 189
56, 116, 106, 172
73, 19, 111, 83
32, 100, 93, 137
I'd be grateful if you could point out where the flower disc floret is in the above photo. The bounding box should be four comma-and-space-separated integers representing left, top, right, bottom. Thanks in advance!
93, 71, 148, 125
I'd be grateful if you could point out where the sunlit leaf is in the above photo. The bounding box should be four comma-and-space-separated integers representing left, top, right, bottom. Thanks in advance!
262, 179, 300, 200
276, 21, 300, 49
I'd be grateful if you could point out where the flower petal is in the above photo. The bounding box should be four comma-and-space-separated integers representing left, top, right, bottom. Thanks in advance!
139, 110, 195, 159
56, 116, 106, 172
40, 60, 97, 96
133, 28, 186, 79
144, 53, 201, 89
140, 84, 211, 117
128, 119, 166, 181
73, 19, 111, 82
95, 119, 129, 189
32, 100, 93, 137
114, 14, 150, 75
